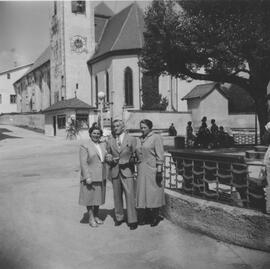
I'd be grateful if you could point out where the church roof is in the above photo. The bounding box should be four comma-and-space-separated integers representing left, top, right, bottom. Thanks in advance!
95, 2, 114, 18
43, 98, 94, 113
23, 46, 50, 77
182, 82, 227, 100
14, 46, 50, 84
89, 2, 145, 64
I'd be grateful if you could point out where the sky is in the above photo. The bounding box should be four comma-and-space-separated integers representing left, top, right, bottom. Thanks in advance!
0, 0, 151, 73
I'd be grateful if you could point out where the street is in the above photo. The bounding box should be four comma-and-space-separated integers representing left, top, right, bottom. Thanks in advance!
0, 125, 269, 269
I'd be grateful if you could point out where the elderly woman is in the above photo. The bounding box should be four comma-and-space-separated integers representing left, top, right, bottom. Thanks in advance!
79, 125, 107, 227
136, 119, 165, 227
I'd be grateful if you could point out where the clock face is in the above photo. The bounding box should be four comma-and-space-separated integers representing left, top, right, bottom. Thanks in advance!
70, 35, 87, 53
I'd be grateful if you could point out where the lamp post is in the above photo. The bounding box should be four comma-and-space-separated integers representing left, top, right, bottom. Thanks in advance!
98, 91, 106, 129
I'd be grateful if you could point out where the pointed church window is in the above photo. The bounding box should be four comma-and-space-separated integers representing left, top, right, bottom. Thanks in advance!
124, 67, 133, 106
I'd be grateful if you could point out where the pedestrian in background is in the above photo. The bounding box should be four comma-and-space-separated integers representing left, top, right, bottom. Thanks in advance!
136, 119, 165, 227
79, 125, 107, 227
168, 123, 177, 136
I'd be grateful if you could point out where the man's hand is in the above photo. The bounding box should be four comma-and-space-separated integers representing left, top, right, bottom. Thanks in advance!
86, 178, 93, 185
156, 172, 163, 187
105, 154, 113, 163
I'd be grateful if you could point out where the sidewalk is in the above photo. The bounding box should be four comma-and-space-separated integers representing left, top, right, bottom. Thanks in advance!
0, 125, 269, 269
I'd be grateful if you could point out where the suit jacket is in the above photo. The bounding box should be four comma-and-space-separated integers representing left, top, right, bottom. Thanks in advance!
79, 140, 106, 182
106, 133, 137, 179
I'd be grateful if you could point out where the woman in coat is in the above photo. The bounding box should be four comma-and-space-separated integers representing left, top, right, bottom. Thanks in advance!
79, 125, 106, 227
136, 119, 165, 227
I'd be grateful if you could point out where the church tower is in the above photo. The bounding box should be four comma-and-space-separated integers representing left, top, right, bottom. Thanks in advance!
49, 1, 95, 105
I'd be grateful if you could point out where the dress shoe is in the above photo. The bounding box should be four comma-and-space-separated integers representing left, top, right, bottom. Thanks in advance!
114, 219, 125, 226
94, 217, 103, 225
89, 219, 98, 228
129, 223, 138, 230
150, 217, 160, 227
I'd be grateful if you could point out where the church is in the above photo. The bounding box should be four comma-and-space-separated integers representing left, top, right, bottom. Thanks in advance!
12, 1, 256, 137
13, 1, 197, 136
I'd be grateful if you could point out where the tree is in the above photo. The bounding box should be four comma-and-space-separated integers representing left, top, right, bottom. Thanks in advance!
141, 73, 168, 110
140, 0, 270, 137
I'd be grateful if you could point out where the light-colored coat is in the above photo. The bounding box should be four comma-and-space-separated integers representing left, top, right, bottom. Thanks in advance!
79, 140, 107, 182
136, 131, 165, 208
106, 133, 137, 179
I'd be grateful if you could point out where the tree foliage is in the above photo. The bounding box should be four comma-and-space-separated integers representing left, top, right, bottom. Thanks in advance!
140, 0, 270, 135
141, 74, 168, 110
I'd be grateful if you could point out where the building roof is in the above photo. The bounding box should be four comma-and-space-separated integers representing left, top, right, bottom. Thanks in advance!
89, 2, 145, 64
23, 46, 50, 76
95, 2, 114, 18
182, 82, 227, 100
43, 98, 94, 113
14, 46, 50, 84
182, 82, 256, 113
0, 63, 33, 76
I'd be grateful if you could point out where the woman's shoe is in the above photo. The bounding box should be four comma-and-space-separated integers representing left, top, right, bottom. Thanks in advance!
89, 219, 98, 228
94, 217, 104, 225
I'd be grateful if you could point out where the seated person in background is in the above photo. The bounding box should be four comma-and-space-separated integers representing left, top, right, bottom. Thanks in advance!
168, 123, 177, 136
218, 126, 234, 147
210, 119, 219, 147
186, 121, 195, 147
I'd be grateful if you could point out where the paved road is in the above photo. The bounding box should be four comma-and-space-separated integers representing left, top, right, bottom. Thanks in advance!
0, 125, 269, 269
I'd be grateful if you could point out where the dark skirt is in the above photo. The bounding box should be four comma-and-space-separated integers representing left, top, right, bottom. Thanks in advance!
79, 180, 106, 206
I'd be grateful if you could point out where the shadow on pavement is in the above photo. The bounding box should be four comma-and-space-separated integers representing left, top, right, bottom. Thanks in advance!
0, 128, 12, 133
80, 208, 115, 224
0, 132, 22, 141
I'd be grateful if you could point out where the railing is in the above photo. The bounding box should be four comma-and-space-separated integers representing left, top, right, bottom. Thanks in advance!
231, 128, 260, 145
164, 151, 266, 212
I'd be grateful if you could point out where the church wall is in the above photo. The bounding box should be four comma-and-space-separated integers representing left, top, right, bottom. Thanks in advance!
158, 75, 208, 112
14, 63, 50, 113
91, 57, 113, 107
111, 55, 140, 119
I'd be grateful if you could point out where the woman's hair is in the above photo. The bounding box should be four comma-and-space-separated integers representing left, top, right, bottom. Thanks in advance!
88, 125, 103, 136
140, 119, 153, 129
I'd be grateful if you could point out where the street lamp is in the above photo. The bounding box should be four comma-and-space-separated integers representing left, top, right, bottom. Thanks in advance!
98, 91, 106, 129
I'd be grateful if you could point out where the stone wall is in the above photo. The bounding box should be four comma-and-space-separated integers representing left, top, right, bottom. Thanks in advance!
125, 110, 192, 136
0, 113, 45, 131
163, 189, 270, 251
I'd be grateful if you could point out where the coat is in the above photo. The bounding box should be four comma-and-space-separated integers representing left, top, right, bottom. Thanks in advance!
135, 131, 165, 208
106, 133, 137, 179
79, 140, 107, 182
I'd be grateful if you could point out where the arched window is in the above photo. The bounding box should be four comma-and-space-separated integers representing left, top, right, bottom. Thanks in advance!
95, 75, 98, 107
124, 67, 133, 106
106, 71, 109, 103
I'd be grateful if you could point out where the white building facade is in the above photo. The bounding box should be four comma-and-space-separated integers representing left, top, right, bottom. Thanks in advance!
0, 64, 32, 114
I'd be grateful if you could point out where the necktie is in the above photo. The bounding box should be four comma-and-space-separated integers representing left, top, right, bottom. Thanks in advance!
116, 136, 121, 149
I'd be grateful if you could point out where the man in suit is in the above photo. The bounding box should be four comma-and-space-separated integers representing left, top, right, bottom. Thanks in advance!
106, 119, 138, 230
